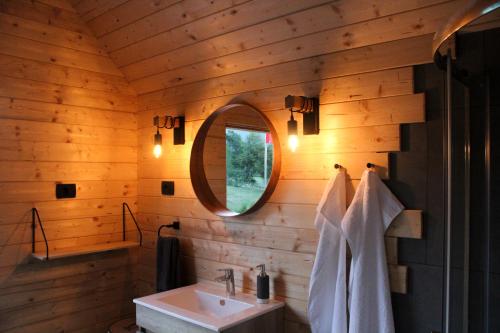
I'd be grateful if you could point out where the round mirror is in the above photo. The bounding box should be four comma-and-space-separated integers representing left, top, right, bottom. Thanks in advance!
190, 104, 281, 217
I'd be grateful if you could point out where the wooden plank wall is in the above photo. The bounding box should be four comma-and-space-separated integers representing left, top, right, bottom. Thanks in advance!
0, 0, 139, 332
75, 0, 463, 332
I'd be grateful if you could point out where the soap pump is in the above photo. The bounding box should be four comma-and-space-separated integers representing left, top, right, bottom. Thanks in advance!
256, 264, 269, 304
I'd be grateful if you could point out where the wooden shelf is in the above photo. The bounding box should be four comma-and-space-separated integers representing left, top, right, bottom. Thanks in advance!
32, 241, 140, 260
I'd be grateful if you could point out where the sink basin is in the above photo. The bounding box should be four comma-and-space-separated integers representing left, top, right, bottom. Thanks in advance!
133, 282, 284, 332
159, 289, 253, 319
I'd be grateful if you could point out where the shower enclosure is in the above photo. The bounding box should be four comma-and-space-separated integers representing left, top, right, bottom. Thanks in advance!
433, 1, 500, 332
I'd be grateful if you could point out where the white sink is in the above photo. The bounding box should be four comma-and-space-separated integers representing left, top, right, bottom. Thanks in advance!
159, 289, 254, 319
133, 282, 284, 332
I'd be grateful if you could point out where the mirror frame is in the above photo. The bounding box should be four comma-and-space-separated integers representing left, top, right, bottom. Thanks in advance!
190, 104, 281, 217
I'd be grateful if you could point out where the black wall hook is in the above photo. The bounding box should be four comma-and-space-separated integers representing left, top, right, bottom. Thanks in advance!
367, 163, 375, 168
334, 163, 342, 169
158, 221, 180, 237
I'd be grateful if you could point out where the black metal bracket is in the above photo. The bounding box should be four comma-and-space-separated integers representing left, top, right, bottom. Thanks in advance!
122, 203, 143, 246
32, 208, 49, 260
158, 221, 180, 237
285, 95, 320, 135
153, 115, 185, 145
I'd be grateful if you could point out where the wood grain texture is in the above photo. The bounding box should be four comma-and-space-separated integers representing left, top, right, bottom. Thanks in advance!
97, 0, 250, 51
111, 0, 331, 67
32, 240, 140, 260
137, 303, 284, 333
103, 0, 451, 322
116, 0, 446, 75
0, 54, 135, 95
0, 0, 461, 330
131, 34, 433, 95
138, 66, 414, 111
120, 1, 455, 83
0, 0, 93, 35
0, 0, 138, 332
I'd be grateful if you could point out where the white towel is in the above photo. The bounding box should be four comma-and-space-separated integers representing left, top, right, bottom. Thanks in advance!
342, 170, 404, 333
308, 169, 348, 333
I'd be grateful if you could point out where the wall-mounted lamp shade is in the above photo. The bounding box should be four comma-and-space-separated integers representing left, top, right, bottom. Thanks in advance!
152, 115, 185, 158
153, 130, 162, 159
288, 114, 298, 152
285, 95, 319, 152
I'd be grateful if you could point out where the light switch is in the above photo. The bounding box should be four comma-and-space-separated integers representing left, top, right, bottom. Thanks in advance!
161, 181, 174, 195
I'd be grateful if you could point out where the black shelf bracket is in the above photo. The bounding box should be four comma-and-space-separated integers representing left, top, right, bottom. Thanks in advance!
32, 208, 49, 260
122, 202, 143, 246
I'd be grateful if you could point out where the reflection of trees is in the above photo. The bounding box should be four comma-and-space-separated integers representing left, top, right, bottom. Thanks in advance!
226, 129, 273, 187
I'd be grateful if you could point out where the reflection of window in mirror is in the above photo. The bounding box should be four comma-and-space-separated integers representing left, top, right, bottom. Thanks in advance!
193, 104, 280, 216
225, 127, 273, 213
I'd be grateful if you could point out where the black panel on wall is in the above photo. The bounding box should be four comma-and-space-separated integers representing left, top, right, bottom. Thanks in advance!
455, 27, 500, 333
388, 63, 445, 333
388, 28, 500, 333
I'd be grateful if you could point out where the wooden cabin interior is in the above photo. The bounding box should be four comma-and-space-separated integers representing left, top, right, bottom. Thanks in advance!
0, 0, 499, 332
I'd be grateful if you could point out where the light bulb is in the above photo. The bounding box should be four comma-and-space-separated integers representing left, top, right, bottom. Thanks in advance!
153, 144, 162, 158
288, 134, 298, 152
287, 111, 299, 152
153, 129, 162, 158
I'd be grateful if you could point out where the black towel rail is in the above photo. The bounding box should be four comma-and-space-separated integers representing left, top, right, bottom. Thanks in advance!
122, 202, 143, 246
32, 208, 49, 260
158, 221, 181, 237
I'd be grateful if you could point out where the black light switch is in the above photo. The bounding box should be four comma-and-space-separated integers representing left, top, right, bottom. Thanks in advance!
56, 183, 76, 199
161, 181, 175, 195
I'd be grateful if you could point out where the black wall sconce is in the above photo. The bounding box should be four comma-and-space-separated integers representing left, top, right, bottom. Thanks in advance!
153, 115, 185, 158
285, 95, 319, 152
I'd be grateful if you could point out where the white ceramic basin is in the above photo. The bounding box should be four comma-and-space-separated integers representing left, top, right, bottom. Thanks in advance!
133, 282, 284, 332
159, 289, 253, 318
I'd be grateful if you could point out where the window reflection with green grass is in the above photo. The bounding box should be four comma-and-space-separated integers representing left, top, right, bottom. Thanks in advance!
225, 128, 273, 213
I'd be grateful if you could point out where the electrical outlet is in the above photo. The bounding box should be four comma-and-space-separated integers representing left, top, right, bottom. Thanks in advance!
161, 181, 175, 195
55, 183, 76, 199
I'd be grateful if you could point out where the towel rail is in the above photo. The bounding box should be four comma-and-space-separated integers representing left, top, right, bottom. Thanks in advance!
158, 221, 180, 237
122, 202, 143, 246
32, 208, 49, 260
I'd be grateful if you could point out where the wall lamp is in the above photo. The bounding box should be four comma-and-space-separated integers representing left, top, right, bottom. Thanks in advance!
153, 115, 185, 158
285, 95, 319, 152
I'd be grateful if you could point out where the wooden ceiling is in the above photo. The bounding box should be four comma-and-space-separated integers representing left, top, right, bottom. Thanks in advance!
70, 0, 460, 98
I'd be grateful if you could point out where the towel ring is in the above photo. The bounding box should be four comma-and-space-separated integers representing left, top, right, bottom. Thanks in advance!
158, 221, 180, 237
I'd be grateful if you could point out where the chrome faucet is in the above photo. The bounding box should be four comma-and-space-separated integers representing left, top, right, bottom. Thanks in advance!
215, 268, 235, 297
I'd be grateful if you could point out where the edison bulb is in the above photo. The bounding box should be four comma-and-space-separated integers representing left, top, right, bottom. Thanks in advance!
288, 134, 299, 152
153, 144, 162, 159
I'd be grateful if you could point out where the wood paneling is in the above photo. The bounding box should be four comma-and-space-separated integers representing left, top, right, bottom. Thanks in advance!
0, 97, 137, 129
120, 0, 455, 83
111, 0, 331, 67
0, 0, 138, 332
0, 33, 123, 75
0, 0, 93, 35
72, 0, 463, 329
0, 12, 103, 55
96, 0, 250, 50
0, 0, 462, 330
0, 54, 134, 94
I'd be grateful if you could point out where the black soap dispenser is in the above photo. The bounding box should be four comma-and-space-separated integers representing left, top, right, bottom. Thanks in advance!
256, 264, 269, 304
